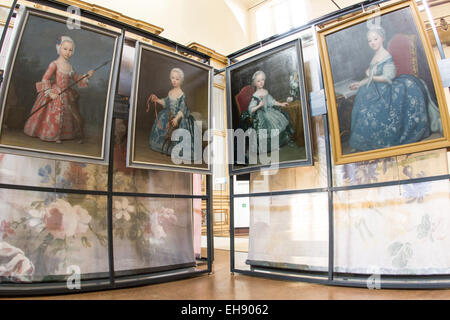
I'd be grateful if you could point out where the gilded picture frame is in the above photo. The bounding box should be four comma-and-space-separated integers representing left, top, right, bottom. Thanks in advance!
317, 1, 450, 165
127, 42, 213, 174
0, 7, 123, 164
226, 38, 313, 175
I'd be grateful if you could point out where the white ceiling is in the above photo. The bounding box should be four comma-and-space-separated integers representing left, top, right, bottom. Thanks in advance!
236, 0, 265, 9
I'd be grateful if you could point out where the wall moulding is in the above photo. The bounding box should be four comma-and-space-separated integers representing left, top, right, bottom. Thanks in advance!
187, 42, 228, 67
52, 0, 164, 35
2, 0, 164, 35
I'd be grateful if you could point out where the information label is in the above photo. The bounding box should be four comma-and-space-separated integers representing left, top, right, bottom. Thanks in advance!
437, 58, 450, 88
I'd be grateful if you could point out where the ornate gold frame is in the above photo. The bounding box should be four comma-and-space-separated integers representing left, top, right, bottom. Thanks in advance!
317, 0, 450, 165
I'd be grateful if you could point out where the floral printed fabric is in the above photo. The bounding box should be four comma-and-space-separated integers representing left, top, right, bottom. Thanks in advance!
113, 197, 195, 272
0, 147, 195, 282
0, 188, 108, 282
246, 115, 450, 275
334, 179, 450, 274
246, 193, 329, 271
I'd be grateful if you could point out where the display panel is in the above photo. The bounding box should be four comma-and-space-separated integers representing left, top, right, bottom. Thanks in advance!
0, 189, 108, 283
226, 39, 313, 174
113, 119, 193, 194
246, 117, 328, 194
334, 179, 450, 275
333, 148, 449, 187
246, 192, 329, 272
0, 8, 122, 164
317, 1, 450, 165
127, 42, 212, 174
113, 197, 195, 275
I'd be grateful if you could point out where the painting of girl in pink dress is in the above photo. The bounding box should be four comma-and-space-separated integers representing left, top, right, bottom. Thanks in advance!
0, 9, 120, 164
24, 36, 95, 144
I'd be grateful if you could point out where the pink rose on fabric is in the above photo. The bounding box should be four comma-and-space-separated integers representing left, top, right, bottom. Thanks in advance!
0, 220, 15, 240
158, 207, 177, 225
146, 207, 177, 243
150, 213, 167, 241
43, 199, 91, 239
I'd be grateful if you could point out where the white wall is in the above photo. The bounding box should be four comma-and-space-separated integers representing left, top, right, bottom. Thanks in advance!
88, 0, 249, 55
247, 0, 363, 43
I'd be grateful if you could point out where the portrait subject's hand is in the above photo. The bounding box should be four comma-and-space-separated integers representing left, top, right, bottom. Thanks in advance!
86, 69, 95, 79
171, 117, 179, 127
49, 92, 59, 100
146, 94, 159, 112
146, 94, 155, 112
349, 82, 360, 90
280, 102, 288, 107
150, 94, 159, 103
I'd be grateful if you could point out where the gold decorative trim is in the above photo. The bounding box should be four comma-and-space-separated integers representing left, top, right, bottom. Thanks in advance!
408, 34, 419, 77
187, 42, 227, 65
2, 0, 164, 35
0, 4, 13, 28
61, 0, 163, 35
212, 130, 226, 137
213, 83, 225, 90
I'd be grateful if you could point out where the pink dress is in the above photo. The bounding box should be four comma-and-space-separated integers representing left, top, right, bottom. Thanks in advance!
24, 61, 88, 141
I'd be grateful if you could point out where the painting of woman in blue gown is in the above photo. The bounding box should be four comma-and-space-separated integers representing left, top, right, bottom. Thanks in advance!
323, 4, 449, 163
347, 26, 442, 153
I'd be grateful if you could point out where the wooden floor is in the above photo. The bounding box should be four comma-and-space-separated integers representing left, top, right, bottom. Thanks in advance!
3, 249, 450, 300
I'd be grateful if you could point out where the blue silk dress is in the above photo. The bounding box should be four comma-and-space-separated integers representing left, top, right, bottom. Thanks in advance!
348, 54, 439, 152
149, 94, 195, 159
246, 93, 293, 153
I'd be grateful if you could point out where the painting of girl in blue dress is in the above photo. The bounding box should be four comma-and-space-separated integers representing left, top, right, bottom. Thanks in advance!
127, 43, 211, 173
147, 68, 196, 160
227, 39, 313, 174
246, 70, 295, 154
347, 26, 442, 153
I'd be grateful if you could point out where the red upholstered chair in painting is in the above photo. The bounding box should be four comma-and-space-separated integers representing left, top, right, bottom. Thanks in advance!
235, 85, 254, 115
234, 85, 255, 128
387, 33, 419, 77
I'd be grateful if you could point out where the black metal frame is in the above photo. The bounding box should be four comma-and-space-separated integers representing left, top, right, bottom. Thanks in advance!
227, 0, 450, 289
0, 0, 214, 297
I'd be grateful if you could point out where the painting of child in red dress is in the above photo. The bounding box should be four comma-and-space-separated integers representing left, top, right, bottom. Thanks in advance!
24, 36, 95, 144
